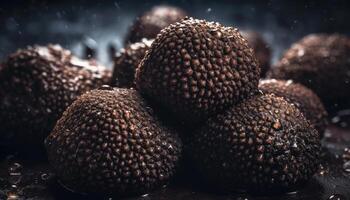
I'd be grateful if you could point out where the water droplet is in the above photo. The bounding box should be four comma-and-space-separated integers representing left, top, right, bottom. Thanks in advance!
7, 192, 18, 200
343, 161, 350, 173
328, 194, 346, 200
286, 190, 298, 195
206, 8, 212, 12
210, 30, 222, 38
40, 173, 51, 181
342, 148, 350, 161
318, 164, 329, 175
99, 85, 114, 90
142, 193, 149, 197
8, 163, 22, 175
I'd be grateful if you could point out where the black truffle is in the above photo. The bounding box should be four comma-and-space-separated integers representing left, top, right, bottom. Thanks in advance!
267, 34, 350, 113
189, 93, 321, 193
136, 18, 260, 124
0, 44, 112, 147
45, 88, 182, 196
241, 31, 271, 77
125, 5, 188, 44
111, 39, 153, 88
259, 79, 328, 136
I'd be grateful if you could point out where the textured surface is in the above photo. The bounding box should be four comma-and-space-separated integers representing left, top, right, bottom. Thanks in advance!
136, 18, 260, 123
242, 31, 271, 77
125, 5, 188, 44
267, 34, 350, 113
189, 94, 321, 192
0, 45, 112, 147
45, 88, 182, 196
259, 79, 328, 136
111, 39, 153, 88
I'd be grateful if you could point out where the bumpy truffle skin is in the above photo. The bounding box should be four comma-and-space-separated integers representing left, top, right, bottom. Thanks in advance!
111, 39, 153, 88
241, 31, 271, 77
45, 88, 182, 196
0, 45, 112, 146
259, 79, 328, 136
136, 18, 260, 123
125, 6, 187, 44
267, 34, 350, 113
189, 94, 321, 192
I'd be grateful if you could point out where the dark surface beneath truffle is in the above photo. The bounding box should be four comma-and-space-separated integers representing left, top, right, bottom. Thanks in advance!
0, 124, 350, 200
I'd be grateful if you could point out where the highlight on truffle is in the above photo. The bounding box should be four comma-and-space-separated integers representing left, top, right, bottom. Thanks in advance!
0, 44, 112, 147
241, 31, 271, 77
45, 88, 182, 196
135, 17, 260, 124
267, 34, 350, 113
188, 93, 321, 193
259, 79, 328, 136
125, 5, 188, 44
111, 39, 153, 88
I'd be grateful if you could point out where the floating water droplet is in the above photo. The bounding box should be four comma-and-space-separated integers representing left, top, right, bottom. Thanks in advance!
328, 194, 345, 200
286, 190, 298, 195
318, 164, 329, 175
206, 8, 212, 12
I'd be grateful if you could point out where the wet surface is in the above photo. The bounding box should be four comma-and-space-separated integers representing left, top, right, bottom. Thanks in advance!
0, 124, 349, 200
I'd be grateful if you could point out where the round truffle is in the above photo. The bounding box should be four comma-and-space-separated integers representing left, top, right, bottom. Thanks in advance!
136, 18, 260, 124
125, 5, 188, 44
189, 93, 321, 193
241, 31, 271, 77
0, 44, 112, 147
259, 79, 328, 136
111, 39, 153, 88
45, 88, 182, 196
267, 34, 350, 113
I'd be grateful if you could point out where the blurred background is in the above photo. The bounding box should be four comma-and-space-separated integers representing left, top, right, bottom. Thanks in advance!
1, 0, 350, 66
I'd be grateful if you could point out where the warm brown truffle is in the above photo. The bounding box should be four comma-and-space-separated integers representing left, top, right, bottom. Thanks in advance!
259, 79, 328, 136
267, 34, 350, 113
45, 88, 182, 196
0, 44, 112, 147
189, 93, 321, 192
241, 31, 271, 77
111, 39, 153, 88
136, 18, 260, 124
125, 5, 188, 44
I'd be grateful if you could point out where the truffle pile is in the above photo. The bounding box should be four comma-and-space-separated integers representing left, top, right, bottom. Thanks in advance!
0, 7, 333, 198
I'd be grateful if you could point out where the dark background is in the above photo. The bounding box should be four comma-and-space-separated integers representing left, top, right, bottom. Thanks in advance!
1, 0, 350, 67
